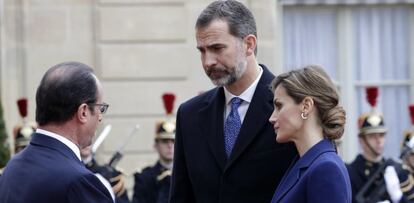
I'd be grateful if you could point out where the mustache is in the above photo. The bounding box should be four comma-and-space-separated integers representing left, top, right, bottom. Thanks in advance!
206, 66, 228, 75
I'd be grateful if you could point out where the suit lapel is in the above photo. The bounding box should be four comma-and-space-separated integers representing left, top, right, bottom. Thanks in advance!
198, 88, 227, 171
225, 65, 275, 169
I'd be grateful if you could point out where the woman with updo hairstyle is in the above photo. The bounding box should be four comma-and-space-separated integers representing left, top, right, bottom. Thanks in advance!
269, 65, 352, 203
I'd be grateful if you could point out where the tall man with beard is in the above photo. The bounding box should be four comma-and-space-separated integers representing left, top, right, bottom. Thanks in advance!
169, 1, 297, 202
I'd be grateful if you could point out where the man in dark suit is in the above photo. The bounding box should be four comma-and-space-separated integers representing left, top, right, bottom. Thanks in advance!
169, 1, 297, 202
0, 62, 113, 203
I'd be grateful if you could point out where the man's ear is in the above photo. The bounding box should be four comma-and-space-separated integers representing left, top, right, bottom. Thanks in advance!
244, 34, 257, 56
77, 104, 89, 124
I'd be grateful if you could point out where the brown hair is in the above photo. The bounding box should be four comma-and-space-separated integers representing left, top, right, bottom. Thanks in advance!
270, 65, 346, 140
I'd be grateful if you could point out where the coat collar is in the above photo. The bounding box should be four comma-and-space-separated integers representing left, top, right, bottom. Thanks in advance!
30, 133, 83, 164
272, 139, 336, 202
198, 64, 275, 171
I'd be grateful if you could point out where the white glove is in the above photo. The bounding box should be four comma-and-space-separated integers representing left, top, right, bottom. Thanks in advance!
377, 201, 391, 203
384, 166, 403, 203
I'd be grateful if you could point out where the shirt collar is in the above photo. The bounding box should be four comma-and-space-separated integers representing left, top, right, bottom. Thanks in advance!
224, 65, 263, 104
36, 128, 82, 161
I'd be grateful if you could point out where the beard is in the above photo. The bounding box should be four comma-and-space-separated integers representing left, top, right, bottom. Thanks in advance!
206, 54, 247, 87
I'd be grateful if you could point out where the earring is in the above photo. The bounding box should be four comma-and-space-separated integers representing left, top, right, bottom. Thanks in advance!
301, 112, 308, 120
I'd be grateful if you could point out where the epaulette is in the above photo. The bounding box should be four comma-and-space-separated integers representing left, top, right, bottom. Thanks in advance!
398, 164, 414, 197
157, 169, 172, 181
400, 174, 414, 193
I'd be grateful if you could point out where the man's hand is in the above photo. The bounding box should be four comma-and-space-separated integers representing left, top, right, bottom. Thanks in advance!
110, 173, 126, 197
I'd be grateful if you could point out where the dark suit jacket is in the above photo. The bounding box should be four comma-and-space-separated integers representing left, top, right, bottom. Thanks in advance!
0, 133, 113, 203
271, 139, 352, 203
170, 65, 297, 203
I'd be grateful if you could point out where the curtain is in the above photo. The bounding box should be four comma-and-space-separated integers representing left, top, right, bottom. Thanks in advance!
283, 5, 412, 159
283, 7, 338, 80
353, 6, 411, 158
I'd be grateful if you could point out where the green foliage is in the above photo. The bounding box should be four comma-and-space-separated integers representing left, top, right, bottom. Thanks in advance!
0, 101, 10, 168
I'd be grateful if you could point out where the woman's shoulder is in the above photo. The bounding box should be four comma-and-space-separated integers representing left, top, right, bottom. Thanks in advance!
309, 152, 347, 174
304, 153, 350, 191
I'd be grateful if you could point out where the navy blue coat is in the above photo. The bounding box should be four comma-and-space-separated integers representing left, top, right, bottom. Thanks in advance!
0, 133, 113, 203
170, 65, 297, 203
271, 139, 352, 203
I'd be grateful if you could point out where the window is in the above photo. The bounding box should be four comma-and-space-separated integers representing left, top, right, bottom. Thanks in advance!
282, 4, 413, 161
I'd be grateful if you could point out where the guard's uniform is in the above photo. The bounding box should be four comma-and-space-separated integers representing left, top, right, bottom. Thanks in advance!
347, 154, 414, 202
85, 158, 130, 203
347, 87, 414, 203
132, 161, 171, 203
132, 93, 175, 203
401, 104, 414, 174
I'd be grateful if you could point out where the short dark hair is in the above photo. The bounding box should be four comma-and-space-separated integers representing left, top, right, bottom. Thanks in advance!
36, 62, 98, 125
196, 0, 257, 54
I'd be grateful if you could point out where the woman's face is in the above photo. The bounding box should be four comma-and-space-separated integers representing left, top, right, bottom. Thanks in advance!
269, 85, 303, 143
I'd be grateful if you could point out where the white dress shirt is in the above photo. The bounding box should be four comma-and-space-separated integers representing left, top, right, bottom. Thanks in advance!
223, 65, 263, 123
36, 128, 81, 161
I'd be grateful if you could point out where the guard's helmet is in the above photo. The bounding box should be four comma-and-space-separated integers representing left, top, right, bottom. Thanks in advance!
155, 93, 176, 140
402, 105, 414, 151
13, 98, 36, 152
358, 87, 387, 137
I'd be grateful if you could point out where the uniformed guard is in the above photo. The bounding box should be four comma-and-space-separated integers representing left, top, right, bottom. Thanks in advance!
132, 93, 176, 203
81, 145, 130, 203
401, 105, 414, 174
347, 87, 414, 203
1, 99, 36, 176
13, 98, 36, 153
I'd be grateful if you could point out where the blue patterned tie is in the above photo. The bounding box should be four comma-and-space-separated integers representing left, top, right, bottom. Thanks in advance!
224, 97, 243, 157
